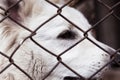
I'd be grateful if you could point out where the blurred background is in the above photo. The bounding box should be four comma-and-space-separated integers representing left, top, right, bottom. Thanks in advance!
68, 0, 120, 50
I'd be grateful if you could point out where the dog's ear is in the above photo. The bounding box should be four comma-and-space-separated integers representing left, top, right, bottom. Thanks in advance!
1, 0, 43, 21
0, 0, 20, 28
0, 0, 22, 21
0, 0, 23, 52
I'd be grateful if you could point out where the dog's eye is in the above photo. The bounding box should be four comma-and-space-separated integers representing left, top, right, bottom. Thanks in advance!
64, 76, 80, 80
57, 30, 76, 39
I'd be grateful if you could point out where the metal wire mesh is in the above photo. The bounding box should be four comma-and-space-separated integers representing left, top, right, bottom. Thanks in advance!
0, 0, 120, 80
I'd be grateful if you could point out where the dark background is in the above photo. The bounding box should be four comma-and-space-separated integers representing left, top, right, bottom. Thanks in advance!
72, 0, 120, 49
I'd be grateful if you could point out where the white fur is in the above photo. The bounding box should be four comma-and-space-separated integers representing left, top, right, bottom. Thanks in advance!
0, 0, 115, 80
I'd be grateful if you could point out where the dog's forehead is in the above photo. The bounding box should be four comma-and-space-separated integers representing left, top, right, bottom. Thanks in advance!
28, 5, 91, 32
21, 0, 90, 30
45, 6, 91, 30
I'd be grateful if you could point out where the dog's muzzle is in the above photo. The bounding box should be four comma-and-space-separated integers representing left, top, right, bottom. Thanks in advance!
64, 76, 81, 80
63, 54, 120, 80
64, 76, 98, 80
110, 53, 120, 69
105, 47, 120, 69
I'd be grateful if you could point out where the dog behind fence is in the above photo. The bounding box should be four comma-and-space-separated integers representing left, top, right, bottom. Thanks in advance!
0, 0, 120, 80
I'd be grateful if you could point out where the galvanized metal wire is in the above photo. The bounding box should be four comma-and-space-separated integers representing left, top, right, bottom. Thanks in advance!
0, 0, 120, 80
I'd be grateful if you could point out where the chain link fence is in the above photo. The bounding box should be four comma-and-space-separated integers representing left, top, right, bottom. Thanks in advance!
0, 0, 120, 80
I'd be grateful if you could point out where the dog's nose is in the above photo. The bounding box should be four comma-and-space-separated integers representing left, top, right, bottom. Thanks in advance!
57, 30, 76, 39
110, 53, 120, 69
64, 76, 81, 80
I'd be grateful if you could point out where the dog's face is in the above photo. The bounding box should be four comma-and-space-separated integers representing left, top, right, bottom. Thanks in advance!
0, 0, 115, 80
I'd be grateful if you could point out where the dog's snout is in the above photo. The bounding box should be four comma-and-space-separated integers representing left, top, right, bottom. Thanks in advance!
110, 53, 120, 69
57, 30, 76, 40
64, 76, 80, 80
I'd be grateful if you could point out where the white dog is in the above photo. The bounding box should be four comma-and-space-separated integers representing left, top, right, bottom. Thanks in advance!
0, 0, 116, 80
